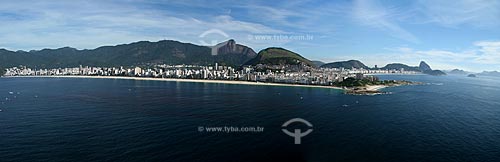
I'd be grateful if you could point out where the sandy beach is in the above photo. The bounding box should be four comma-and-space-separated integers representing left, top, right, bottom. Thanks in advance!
4, 75, 346, 90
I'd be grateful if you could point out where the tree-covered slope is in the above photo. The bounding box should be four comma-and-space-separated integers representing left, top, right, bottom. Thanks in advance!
244, 47, 315, 67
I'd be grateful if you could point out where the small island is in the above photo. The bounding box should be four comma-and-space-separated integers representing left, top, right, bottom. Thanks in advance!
467, 74, 477, 77
334, 77, 421, 95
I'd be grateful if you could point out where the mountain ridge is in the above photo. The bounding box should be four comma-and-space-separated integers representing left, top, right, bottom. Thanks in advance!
243, 47, 315, 67
380, 63, 420, 71
0, 39, 256, 68
477, 71, 500, 77
319, 60, 446, 76
446, 69, 469, 75
320, 60, 368, 69
1, 40, 454, 76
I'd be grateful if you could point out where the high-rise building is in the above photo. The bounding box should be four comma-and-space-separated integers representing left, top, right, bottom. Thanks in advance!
134, 67, 142, 76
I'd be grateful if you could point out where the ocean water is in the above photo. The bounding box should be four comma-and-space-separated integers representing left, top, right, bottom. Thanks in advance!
1, 75, 500, 162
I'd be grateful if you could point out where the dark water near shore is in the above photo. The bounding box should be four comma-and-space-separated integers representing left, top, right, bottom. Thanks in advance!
1, 75, 500, 161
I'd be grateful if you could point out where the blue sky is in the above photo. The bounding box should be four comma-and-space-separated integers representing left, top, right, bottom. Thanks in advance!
0, 0, 499, 72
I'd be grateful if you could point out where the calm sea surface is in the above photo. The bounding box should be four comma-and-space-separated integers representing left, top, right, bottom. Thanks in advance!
1, 75, 500, 161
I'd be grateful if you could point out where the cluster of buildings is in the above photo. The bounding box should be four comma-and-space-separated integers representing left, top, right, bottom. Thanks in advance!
346, 68, 419, 75
4, 63, 417, 86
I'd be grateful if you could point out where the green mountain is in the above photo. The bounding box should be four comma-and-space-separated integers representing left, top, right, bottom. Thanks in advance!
210, 39, 257, 63
244, 47, 315, 67
320, 60, 368, 69
418, 61, 446, 75
381, 63, 420, 71
418, 61, 432, 71
0, 40, 256, 69
380, 61, 445, 75
446, 69, 468, 75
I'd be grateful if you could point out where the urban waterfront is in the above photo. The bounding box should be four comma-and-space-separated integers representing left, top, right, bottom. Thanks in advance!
4, 64, 417, 86
1, 75, 500, 161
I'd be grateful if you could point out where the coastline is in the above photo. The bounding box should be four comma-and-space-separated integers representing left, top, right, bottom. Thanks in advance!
344, 85, 390, 95
3, 75, 349, 90
365, 85, 387, 91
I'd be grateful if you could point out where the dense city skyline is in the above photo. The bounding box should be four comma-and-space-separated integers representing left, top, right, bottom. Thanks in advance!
0, 0, 499, 72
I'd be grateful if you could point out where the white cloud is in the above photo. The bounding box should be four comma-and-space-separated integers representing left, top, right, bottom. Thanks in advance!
474, 41, 500, 64
0, 1, 282, 50
417, 0, 500, 27
352, 0, 419, 43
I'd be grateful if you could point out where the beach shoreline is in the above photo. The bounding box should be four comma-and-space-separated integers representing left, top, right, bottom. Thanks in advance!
3, 75, 350, 90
